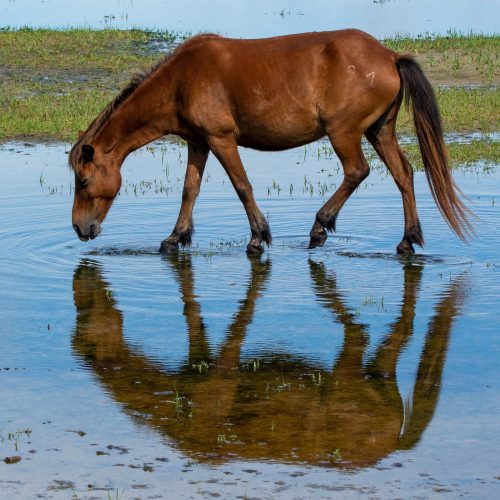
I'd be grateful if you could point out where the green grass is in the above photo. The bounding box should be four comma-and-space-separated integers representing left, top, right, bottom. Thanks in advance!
0, 29, 498, 145
0, 27, 182, 73
0, 28, 188, 141
0, 87, 113, 141
383, 31, 499, 84
397, 87, 499, 134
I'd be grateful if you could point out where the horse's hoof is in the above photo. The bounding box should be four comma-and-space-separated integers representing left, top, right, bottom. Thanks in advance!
396, 240, 415, 256
308, 232, 327, 249
159, 239, 179, 254
246, 242, 264, 255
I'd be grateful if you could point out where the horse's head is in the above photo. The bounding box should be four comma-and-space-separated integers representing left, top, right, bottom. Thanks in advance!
70, 142, 122, 241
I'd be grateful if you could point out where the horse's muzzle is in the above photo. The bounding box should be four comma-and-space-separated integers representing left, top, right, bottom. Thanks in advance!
73, 223, 101, 241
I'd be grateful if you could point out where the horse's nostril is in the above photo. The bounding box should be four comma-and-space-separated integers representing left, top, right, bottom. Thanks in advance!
73, 224, 82, 237
89, 224, 101, 240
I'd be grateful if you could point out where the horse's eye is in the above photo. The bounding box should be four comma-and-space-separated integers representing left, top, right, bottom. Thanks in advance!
79, 178, 89, 188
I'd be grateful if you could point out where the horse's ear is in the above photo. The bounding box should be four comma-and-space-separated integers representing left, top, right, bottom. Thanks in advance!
82, 144, 95, 162
77, 130, 85, 140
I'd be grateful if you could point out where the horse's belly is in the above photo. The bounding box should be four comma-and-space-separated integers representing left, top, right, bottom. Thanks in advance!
236, 116, 324, 151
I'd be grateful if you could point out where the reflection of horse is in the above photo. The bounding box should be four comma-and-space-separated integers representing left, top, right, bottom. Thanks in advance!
69, 30, 472, 254
72, 256, 467, 467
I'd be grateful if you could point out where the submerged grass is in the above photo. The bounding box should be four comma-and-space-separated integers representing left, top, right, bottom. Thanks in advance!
0, 29, 498, 144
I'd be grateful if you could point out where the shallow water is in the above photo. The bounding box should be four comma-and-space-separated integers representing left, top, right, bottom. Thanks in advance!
1, 0, 497, 37
0, 140, 499, 498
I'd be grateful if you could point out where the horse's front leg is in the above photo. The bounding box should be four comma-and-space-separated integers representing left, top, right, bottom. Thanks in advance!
160, 143, 209, 253
208, 135, 271, 254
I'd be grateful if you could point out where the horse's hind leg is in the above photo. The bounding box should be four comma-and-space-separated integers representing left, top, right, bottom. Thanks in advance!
309, 133, 369, 249
160, 142, 209, 253
207, 135, 271, 254
365, 117, 423, 255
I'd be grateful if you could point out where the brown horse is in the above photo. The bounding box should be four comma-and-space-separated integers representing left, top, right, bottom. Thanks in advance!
70, 29, 472, 255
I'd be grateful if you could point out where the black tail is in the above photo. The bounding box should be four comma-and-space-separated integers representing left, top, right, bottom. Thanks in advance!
396, 55, 474, 241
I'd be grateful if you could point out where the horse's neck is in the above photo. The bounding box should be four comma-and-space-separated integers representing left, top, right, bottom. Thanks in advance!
95, 73, 177, 159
